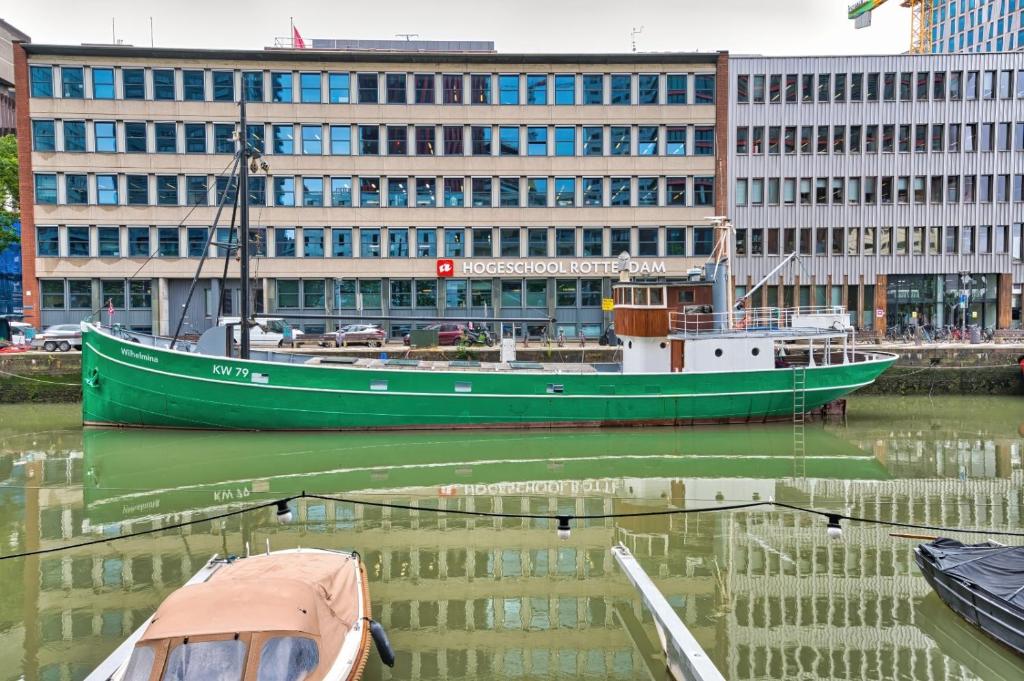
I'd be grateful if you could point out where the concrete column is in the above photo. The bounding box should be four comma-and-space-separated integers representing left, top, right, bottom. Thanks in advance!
157, 277, 170, 336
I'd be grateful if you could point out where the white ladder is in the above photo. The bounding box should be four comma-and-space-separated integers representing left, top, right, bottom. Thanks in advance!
792, 366, 807, 476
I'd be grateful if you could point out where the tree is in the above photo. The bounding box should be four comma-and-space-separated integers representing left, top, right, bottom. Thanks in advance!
0, 134, 18, 251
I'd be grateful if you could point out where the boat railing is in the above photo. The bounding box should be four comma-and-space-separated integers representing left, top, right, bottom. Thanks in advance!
669, 306, 852, 336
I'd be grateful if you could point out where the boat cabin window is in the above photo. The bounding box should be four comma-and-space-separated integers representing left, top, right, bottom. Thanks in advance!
613, 285, 666, 308
122, 645, 157, 681
162, 639, 247, 681
257, 636, 320, 681
265, 320, 286, 333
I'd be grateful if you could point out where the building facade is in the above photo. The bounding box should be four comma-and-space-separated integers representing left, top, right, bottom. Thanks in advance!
728, 53, 1024, 334
931, 0, 1024, 53
16, 42, 727, 337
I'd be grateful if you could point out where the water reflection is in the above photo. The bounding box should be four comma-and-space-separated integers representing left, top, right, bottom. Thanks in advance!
0, 396, 1022, 681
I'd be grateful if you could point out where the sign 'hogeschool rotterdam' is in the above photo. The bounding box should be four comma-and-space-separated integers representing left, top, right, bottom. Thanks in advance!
436, 257, 668, 277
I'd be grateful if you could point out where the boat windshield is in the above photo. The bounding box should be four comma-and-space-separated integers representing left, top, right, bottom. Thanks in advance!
161, 639, 247, 681
122, 645, 157, 681
265, 320, 285, 333
257, 636, 320, 681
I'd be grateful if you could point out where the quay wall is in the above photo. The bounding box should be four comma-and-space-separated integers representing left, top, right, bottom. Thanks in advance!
1, 344, 1021, 404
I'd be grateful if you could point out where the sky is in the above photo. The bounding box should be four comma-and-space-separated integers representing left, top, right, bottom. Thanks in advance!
4, 0, 908, 55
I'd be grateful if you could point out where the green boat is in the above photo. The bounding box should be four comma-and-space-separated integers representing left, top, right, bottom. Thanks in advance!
80, 102, 895, 432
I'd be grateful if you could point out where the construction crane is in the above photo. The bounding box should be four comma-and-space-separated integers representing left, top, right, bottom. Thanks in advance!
848, 0, 935, 54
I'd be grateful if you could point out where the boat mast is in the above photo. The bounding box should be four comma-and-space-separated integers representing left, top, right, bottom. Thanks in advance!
238, 94, 251, 359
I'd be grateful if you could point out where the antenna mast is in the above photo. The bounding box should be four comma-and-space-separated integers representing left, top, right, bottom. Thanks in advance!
630, 26, 644, 52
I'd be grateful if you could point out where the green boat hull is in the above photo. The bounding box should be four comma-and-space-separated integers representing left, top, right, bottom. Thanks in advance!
81, 326, 897, 431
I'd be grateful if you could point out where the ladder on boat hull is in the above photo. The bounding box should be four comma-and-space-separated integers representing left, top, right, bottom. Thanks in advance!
792, 367, 807, 476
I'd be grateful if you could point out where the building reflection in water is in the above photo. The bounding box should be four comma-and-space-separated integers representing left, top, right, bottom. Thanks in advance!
1, 407, 1022, 681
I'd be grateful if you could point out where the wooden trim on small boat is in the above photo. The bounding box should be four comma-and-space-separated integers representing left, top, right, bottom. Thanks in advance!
346, 560, 373, 681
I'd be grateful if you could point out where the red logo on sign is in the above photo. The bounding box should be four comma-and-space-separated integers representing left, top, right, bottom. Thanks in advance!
436, 259, 455, 277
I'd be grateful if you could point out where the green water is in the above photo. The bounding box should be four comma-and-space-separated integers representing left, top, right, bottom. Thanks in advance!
1, 397, 1022, 681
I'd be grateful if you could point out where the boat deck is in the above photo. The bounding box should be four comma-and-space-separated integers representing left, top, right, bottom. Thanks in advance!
308, 356, 620, 374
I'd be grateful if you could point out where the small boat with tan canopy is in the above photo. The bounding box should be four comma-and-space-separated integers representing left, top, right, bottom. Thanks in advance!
86, 548, 393, 681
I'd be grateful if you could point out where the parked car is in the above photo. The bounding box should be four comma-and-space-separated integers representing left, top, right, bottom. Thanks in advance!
403, 323, 467, 346
218, 317, 304, 346
334, 324, 386, 347
32, 324, 83, 352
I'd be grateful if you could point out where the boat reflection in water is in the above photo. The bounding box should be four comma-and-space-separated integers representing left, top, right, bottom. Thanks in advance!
4, 396, 1024, 681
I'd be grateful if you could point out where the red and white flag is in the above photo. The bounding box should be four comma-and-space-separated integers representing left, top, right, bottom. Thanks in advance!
292, 26, 306, 49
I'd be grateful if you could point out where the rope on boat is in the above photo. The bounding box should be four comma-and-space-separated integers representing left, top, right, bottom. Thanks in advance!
0, 368, 81, 387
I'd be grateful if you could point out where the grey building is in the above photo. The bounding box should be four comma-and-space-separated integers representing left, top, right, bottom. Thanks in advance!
728, 53, 1024, 334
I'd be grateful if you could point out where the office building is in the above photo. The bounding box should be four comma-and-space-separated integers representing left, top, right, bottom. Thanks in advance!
728, 53, 1024, 333
16, 40, 726, 337
931, 0, 1024, 53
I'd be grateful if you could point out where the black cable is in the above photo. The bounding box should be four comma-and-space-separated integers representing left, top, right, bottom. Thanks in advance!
3, 493, 1022, 562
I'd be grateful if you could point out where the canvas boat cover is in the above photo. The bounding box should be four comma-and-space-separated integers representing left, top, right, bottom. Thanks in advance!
140, 551, 360, 655
919, 538, 1024, 610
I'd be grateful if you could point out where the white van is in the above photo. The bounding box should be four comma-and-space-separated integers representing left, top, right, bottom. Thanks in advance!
218, 317, 304, 346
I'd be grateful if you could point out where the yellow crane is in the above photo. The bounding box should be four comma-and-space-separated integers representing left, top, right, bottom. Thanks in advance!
848, 0, 935, 54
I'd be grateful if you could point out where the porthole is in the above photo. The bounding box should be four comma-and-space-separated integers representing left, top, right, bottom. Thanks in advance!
751, 347, 760, 357
659, 342, 667, 349
714, 348, 723, 357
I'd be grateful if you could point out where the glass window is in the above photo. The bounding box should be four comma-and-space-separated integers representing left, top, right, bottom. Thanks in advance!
413, 73, 434, 104
500, 281, 523, 307
472, 177, 492, 207
499, 74, 519, 104
499, 177, 519, 207
555, 127, 575, 156
666, 126, 686, 156
39, 279, 63, 308
637, 228, 658, 256
62, 120, 86, 152
126, 175, 148, 205
527, 228, 548, 256
581, 228, 603, 257
443, 126, 463, 155
65, 174, 88, 204
415, 126, 435, 155
638, 74, 658, 104
212, 70, 234, 101
61, 66, 84, 98
496, 229, 521, 258
387, 177, 408, 207
96, 174, 118, 205
445, 228, 464, 256
609, 178, 630, 206
416, 228, 436, 257
416, 177, 435, 207
331, 229, 352, 257
357, 73, 378, 103
694, 177, 714, 206
277, 280, 299, 308
299, 72, 321, 103
271, 72, 292, 102
32, 120, 56, 151
67, 279, 92, 308
667, 74, 687, 103
472, 228, 493, 257
582, 177, 602, 206
94, 121, 117, 152
610, 127, 630, 155
556, 280, 577, 307
152, 69, 175, 100
154, 122, 177, 153
498, 126, 519, 156
301, 227, 324, 257
694, 74, 714, 103
179, 70, 204, 101
471, 126, 492, 155
470, 74, 491, 104
91, 67, 115, 99
213, 123, 234, 154
637, 177, 658, 206
127, 227, 150, 257
301, 125, 322, 155
555, 228, 575, 256
302, 177, 323, 206
442, 74, 463, 103
67, 226, 89, 256
156, 175, 178, 205
360, 228, 381, 257
554, 178, 575, 207
582, 74, 603, 104
329, 177, 352, 207
414, 279, 437, 308
328, 72, 350, 103
273, 228, 296, 258
329, 126, 351, 155
359, 177, 380, 207
385, 73, 407, 104
30, 65, 53, 97
666, 227, 686, 256
554, 74, 574, 105
667, 177, 686, 206
185, 175, 208, 206
186, 227, 208, 257
157, 227, 179, 257
526, 127, 547, 156
444, 177, 464, 207
520, 74, 546, 104
120, 68, 144, 99
445, 279, 468, 308
274, 177, 295, 207
610, 75, 631, 104
636, 126, 657, 156
527, 177, 547, 207
240, 71, 264, 102
184, 123, 207, 153
303, 279, 326, 308
359, 126, 379, 155
580, 126, 602, 156
694, 126, 714, 156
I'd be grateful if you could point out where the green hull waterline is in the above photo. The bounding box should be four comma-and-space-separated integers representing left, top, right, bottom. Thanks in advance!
81, 326, 897, 431
82, 426, 887, 524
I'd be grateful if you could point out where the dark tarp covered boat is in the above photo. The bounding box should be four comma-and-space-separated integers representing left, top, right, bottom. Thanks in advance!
914, 538, 1024, 657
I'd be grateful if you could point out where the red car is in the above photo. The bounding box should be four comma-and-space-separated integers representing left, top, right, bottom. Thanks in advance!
403, 323, 467, 346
